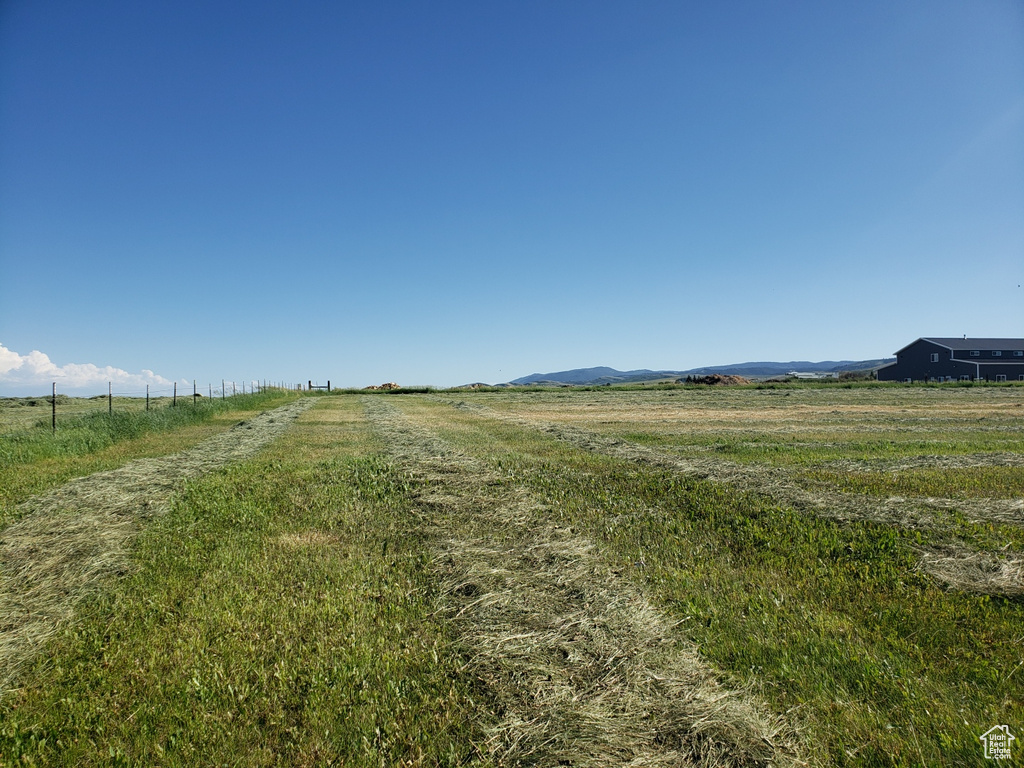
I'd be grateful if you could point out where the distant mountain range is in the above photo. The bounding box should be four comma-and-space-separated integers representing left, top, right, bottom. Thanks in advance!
507, 360, 894, 386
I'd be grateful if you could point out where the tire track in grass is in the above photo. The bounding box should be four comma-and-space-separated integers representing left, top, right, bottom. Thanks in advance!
364, 396, 799, 768
0, 398, 316, 695
437, 398, 1024, 599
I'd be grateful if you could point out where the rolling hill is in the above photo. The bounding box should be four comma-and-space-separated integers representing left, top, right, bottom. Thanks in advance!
508, 359, 893, 386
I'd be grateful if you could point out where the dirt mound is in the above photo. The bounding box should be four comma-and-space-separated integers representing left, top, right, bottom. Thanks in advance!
678, 374, 752, 386
364, 382, 400, 390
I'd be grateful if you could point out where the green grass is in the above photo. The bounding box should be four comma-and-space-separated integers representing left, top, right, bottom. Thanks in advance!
523, 463, 1021, 766
0, 398, 487, 767
0, 392, 300, 523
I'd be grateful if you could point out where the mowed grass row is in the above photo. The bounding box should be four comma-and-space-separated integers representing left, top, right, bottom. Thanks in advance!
0, 398, 486, 767
0, 391, 299, 525
395, 395, 1024, 767
465, 386, 1024, 466
800, 465, 1024, 500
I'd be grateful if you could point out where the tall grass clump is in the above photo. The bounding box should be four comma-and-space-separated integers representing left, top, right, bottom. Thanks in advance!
0, 391, 295, 469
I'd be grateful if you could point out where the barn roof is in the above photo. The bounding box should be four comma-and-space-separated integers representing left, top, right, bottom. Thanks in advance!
921, 337, 1024, 351
890, 337, 1024, 355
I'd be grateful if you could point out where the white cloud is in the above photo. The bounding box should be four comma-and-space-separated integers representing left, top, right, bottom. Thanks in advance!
0, 344, 23, 376
0, 343, 175, 395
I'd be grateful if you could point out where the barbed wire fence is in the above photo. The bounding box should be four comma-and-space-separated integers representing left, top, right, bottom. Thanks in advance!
30, 380, 309, 434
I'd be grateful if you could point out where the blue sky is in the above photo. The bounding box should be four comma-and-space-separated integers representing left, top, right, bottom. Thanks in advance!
1, 1, 1022, 394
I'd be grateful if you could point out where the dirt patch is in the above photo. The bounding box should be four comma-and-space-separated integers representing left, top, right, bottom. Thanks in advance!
364, 397, 798, 767
678, 375, 752, 385
0, 398, 316, 694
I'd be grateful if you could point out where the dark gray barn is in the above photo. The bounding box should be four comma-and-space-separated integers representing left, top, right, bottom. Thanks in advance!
876, 338, 1024, 382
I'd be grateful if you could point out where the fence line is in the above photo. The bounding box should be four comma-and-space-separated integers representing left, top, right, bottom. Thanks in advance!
34, 379, 315, 434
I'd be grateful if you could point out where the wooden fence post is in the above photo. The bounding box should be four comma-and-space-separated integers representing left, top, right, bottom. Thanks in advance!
108, 382, 112, 415
146, 384, 150, 412
173, 382, 177, 407
193, 380, 197, 406
52, 382, 56, 434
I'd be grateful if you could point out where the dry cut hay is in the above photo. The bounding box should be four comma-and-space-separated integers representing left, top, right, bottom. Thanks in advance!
365, 397, 801, 768
822, 452, 1024, 473
274, 531, 341, 549
0, 398, 316, 695
916, 546, 1024, 598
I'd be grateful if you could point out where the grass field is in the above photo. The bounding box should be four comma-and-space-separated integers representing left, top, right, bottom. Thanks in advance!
0, 384, 1020, 766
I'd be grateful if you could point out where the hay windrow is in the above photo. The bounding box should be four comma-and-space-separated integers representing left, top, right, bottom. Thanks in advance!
436, 397, 1024, 599
916, 546, 1024, 598
364, 396, 800, 767
820, 452, 1024, 472
0, 398, 315, 694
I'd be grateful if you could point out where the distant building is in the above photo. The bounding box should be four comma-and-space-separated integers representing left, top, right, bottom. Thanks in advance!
787, 371, 838, 380
876, 338, 1024, 382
